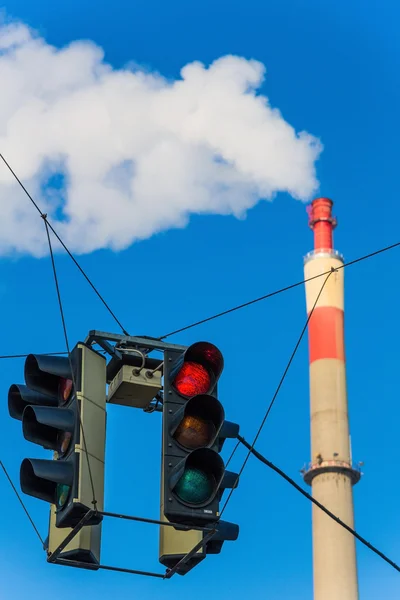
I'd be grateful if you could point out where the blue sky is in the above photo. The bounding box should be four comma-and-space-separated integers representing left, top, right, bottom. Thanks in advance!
1, 1, 400, 598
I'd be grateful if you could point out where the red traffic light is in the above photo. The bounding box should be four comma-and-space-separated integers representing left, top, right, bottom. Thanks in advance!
171, 342, 224, 398
174, 362, 211, 397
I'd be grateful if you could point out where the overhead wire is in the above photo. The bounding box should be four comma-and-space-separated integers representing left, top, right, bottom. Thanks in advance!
0, 352, 68, 359
0, 350, 107, 360
219, 270, 334, 518
159, 240, 400, 339
0, 152, 129, 337
2, 239, 400, 360
43, 217, 98, 510
0, 460, 45, 546
237, 435, 400, 574
225, 440, 241, 469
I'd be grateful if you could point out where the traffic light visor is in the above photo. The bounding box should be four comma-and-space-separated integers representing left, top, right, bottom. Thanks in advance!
25, 354, 72, 399
8, 384, 57, 421
22, 406, 74, 454
20, 458, 73, 505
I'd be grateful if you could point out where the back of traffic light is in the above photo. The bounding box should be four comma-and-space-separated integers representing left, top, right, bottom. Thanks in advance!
8, 343, 106, 567
159, 341, 239, 573
44, 489, 102, 567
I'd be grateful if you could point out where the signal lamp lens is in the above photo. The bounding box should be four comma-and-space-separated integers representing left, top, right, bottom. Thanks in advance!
174, 415, 216, 450
56, 483, 71, 509
57, 431, 72, 456
174, 467, 214, 504
58, 378, 73, 405
174, 362, 211, 397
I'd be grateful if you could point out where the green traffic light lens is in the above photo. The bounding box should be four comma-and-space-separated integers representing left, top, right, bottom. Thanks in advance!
56, 483, 71, 509
174, 467, 214, 505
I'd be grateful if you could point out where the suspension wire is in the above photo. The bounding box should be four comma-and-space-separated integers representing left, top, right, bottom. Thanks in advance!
237, 435, 400, 573
0, 153, 129, 336
218, 270, 334, 518
0, 460, 45, 546
1, 350, 107, 360
43, 217, 97, 509
159, 240, 400, 339
225, 440, 241, 469
3, 239, 400, 360
0, 352, 68, 359
2, 151, 400, 344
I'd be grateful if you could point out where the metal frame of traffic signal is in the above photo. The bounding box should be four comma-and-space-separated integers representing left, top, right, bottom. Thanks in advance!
7, 331, 235, 580
85, 331, 239, 578
46, 508, 215, 578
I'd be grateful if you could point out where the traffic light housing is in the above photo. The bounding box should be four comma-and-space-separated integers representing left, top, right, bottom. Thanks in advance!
159, 491, 205, 574
45, 502, 102, 568
9, 343, 107, 538
39, 451, 102, 569
160, 341, 239, 572
162, 341, 239, 526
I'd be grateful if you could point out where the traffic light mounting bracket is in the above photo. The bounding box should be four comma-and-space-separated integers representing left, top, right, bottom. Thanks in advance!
84, 331, 239, 576
85, 330, 188, 361
45, 506, 218, 579
48, 330, 232, 577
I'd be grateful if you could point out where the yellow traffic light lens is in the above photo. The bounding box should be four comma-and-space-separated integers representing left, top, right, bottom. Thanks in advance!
174, 415, 216, 450
56, 483, 71, 509
174, 467, 214, 504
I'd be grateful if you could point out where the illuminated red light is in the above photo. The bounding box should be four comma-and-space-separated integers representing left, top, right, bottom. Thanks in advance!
58, 377, 73, 405
174, 362, 211, 397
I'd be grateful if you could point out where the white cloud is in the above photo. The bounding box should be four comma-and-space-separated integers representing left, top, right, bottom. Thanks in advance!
0, 20, 322, 257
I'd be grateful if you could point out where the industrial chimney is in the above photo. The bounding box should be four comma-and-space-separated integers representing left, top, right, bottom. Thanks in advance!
303, 198, 361, 600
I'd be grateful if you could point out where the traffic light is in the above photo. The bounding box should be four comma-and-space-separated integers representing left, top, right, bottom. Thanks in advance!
161, 341, 239, 526
8, 343, 106, 538
159, 341, 239, 572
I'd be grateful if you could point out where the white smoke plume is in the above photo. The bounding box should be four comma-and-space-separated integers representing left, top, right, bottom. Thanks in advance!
0, 20, 322, 257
